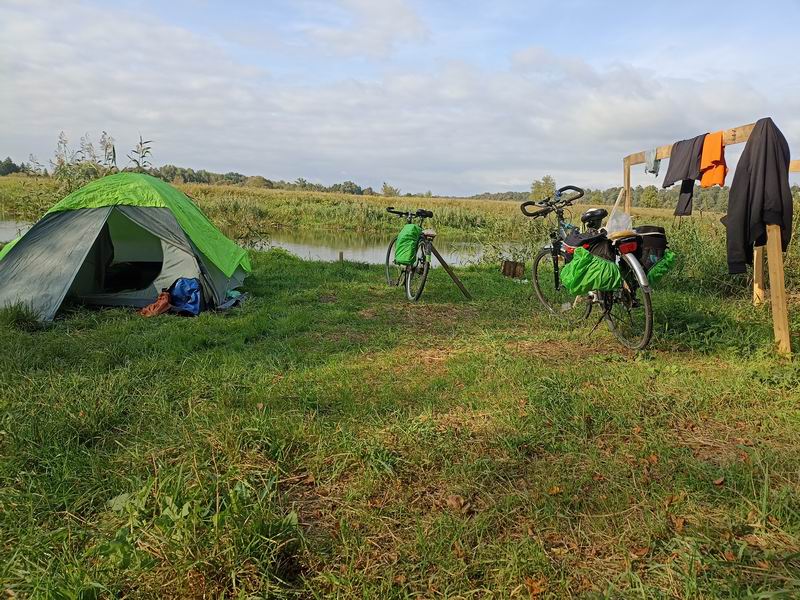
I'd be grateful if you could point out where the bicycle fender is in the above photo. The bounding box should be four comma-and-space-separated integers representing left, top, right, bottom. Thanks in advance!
621, 253, 651, 293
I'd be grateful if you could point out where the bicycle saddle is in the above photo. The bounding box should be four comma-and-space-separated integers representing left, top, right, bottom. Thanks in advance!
580, 208, 607, 228
422, 228, 437, 238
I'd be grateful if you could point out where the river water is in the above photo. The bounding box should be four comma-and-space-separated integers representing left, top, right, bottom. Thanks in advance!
254, 229, 485, 265
0, 220, 30, 243
0, 221, 487, 265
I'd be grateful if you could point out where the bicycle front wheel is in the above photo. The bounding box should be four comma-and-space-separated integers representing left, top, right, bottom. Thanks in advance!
405, 242, 430, 301
531, 248, 588, 323
603, 254, 653, 350
385, 237, 403, 286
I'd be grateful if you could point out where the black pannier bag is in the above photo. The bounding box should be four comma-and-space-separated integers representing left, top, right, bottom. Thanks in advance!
563, 230, 614, 263
634, 225, 668, 271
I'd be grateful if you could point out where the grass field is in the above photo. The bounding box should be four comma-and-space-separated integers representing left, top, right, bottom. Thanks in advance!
1, 248, 800, 598
2, 175, 800, 597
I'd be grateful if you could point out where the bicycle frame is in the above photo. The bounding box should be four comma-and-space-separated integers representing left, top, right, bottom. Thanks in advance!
542, 207, 577, 291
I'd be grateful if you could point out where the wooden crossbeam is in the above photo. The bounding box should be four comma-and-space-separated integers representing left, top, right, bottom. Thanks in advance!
625, 122, 757, 166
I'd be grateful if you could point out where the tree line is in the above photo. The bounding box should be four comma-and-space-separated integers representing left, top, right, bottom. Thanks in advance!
3, 133, 798, 207
0, 132, 424, 198
472, 175, 800, 213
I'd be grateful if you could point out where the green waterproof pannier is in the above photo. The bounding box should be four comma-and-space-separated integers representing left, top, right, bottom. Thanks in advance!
560, 247, 623, 295
645, 249, 675, 285
394, 223, 422, 265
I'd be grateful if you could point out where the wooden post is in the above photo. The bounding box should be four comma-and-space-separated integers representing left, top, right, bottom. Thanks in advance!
753, 246, 766, 306
623, 157, 632, 214
501, 260, 524, 278
338, 251, 344, 262
765, 224, 791, 355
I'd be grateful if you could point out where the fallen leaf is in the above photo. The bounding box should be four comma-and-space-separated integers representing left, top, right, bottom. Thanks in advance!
573, 576, 592, 592
548, 486, 562, 496
713, 476, 725, 486
646, 454, 658, 464
446, 494, 472, 514
524, 576, 547, 598
723, 550, 736, 562
302, 473, 315, 485
256, 402, 264, 411
632, 425, 642, 435
742, 534, 766, 548
768, 515, 779, 526
446, 494, 463, 510
756, 560, 770, 569
592, 473, 606, 481
631, 546, 649, 559
452, 541, 466, 559
670, 515, 685, 533
393, 574, 406, 585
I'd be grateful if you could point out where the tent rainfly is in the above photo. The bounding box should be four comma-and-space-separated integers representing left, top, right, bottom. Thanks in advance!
0, 172, 251, 320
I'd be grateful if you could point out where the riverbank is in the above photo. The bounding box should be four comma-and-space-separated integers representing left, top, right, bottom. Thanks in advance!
1, 250, 799, 597
0, 175, 717, 238
3, 175, 780, 273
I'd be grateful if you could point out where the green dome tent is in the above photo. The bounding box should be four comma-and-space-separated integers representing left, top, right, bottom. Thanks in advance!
0, 172, 251, 320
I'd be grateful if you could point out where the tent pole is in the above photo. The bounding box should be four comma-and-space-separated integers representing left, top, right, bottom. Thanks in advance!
765, 225, 791, 355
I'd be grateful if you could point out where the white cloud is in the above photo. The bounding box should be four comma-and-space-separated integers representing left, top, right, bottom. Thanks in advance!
1, 1, 798, 196
299, 0, 428, 59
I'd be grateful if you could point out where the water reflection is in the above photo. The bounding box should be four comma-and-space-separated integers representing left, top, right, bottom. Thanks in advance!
1, 221, 512, 266
0, 220, 30, 243
251, 229, 486, 265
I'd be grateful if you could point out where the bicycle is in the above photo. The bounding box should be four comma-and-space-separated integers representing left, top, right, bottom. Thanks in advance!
385, 207, 436, 301
520, 185, 654, 350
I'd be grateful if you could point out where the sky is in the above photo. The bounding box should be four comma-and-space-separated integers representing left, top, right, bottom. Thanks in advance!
2, 0, 800, 196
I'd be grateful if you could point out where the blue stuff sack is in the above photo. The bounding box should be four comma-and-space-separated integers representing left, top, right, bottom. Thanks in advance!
168, 277, 202, 316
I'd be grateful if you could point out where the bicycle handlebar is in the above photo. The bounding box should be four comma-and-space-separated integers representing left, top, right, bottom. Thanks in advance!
556, 185, 584, 199
520, 185, 585, 218
520, 201, 553, 217
386, 206, 434, 219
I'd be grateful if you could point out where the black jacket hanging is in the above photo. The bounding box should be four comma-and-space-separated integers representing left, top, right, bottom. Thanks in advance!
724, 117, 793, 274
662, 134, 706, 216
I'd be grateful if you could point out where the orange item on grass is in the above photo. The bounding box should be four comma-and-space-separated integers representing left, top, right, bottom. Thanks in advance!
700, 130, 727, 187
139, 291, 171, 317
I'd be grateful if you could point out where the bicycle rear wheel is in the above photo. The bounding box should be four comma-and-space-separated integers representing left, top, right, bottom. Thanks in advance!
405, 242, 430, 301
385, 237, 403, 286
603, 254, 653, 350
531, 248, 589, 323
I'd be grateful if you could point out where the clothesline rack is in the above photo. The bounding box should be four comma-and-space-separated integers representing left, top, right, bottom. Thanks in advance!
622, 121, 799, 356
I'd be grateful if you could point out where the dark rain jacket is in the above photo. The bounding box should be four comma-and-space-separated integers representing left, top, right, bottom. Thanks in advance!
662, 133, 707, 216
724, 117, 793, 274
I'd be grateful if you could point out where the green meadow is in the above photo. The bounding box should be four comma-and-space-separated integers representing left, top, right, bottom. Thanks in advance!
1, 177, 800, 597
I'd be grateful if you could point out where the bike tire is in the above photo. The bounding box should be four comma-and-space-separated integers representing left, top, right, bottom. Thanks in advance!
531, 248, 589, 322
405, 243, 430, 301
385, 237, 402, 286
604, 254, 653, 350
